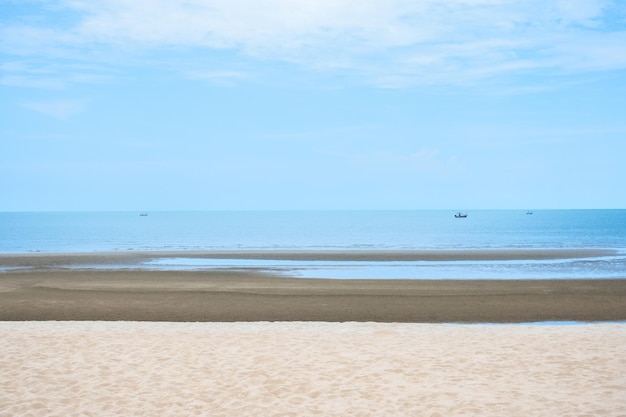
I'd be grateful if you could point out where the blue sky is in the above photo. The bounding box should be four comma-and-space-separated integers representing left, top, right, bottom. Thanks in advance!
1, 0, 626, 211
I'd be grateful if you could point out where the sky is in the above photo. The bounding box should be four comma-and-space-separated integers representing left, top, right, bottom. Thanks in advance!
1, 0, 626, 211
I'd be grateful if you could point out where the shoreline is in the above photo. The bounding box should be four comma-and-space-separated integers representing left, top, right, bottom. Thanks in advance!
0, 248, 617, 268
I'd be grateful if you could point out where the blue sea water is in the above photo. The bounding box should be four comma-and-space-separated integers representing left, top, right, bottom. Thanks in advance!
1, 210, 625, 279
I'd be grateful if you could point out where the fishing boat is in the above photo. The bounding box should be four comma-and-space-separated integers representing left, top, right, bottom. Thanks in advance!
454, 212, 468, 218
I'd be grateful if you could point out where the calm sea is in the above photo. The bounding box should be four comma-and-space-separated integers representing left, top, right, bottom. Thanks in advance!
1, 210, 625, 279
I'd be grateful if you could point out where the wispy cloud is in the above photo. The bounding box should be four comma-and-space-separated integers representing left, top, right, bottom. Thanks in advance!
21, 98, 89, 120
0, 59, 116, 90
185, 70, 251, 85
2, 0, 625, 87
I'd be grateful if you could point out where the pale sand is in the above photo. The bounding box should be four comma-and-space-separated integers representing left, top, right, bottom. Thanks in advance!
1, 321, 625, 416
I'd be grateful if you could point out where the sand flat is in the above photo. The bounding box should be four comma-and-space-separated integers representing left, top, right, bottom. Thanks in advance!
1, 269, 626, 322
1, 249, 625, 323
0, 248, 614, 268
1, 321, 625, 416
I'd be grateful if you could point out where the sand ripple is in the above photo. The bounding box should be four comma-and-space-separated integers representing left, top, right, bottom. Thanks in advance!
1, 322, 625, 416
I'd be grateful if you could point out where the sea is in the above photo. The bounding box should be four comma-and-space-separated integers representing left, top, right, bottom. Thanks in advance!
1, 210, 625, 279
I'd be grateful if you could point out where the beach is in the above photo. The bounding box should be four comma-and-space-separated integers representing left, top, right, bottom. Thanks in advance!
1, 321, 625, 416
1, 250, 625, 415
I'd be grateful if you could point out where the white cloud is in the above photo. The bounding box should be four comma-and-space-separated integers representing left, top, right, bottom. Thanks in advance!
2, 0, 625, 87
549, 31, 626, 72
555, 0, 611, 26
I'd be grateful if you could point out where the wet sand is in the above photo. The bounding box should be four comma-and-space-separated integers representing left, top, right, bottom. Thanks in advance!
0, 248, 614, 268
1, 257, 625, 322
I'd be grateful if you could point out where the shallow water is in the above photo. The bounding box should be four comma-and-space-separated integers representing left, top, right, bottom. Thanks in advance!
141, 254, 626, 279
2, 210, 625, 278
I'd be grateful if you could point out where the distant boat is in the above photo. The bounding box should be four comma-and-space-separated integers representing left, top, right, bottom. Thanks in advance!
526, 211, 533, 215
139, 212, 148, 217
455, 212, 468, 218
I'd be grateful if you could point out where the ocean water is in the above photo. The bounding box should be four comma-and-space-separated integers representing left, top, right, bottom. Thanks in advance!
1, 210, 625, 279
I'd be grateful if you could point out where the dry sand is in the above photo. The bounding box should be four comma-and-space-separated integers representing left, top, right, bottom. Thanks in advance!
1, 321, 625, 416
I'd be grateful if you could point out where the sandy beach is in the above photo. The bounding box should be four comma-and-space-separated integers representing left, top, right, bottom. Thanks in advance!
1, 321, 625, 416
2, 250, 625, 415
